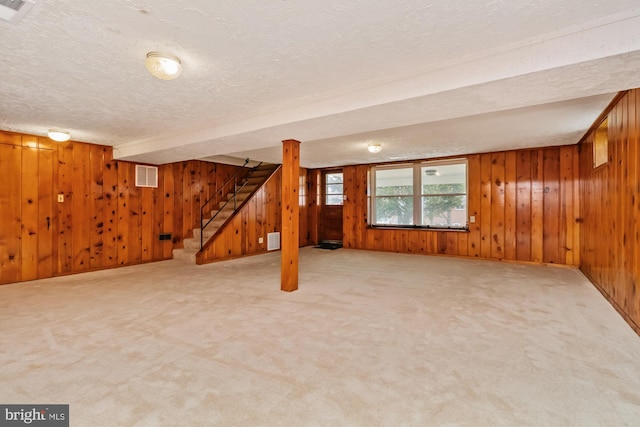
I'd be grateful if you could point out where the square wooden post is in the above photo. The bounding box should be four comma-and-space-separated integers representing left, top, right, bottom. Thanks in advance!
281, 139, 300, 292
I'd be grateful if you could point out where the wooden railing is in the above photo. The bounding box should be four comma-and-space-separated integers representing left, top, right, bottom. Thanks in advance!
199, 159, 262, 249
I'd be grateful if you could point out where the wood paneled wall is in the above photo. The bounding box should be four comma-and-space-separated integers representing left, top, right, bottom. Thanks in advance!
579, 89, 640, 333
197, 167, 281, 263
196, 167, 313, 264
341, 145, 580, 265
0, 131, 240, 285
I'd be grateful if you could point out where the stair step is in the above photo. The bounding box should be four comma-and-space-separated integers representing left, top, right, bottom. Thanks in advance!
244, 177, 264, 184
172, 248, 197, 264
193, 226, 219, 240
207, 209, 233, 221
183, 238, 202, 250
176, 165, 276, 262
250, 170, 272, 178
227, 192, 251, 201
219, 195, 249, 208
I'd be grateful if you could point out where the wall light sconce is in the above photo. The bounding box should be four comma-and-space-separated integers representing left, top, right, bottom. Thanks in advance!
145, 52, 182, 80
48, 130, 70, 142
368, 142, 382, 153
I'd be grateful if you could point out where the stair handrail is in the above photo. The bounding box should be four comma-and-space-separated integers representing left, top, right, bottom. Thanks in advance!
199, 160, 263, 249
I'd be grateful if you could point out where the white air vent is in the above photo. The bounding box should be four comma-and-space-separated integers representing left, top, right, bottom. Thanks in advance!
267, 232, 280, 251
0, 0, 35, 24
135, 165, 158, 188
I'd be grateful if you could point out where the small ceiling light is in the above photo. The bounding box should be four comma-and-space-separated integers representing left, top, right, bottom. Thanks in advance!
145, 52, 182, 80
368, 142, 382, 153
48, 130, 70, 142
425, 169, 440, 176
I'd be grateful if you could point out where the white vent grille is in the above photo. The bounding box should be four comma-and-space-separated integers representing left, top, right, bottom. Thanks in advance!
0, 0, 35, 23
267, 232, 280, 251
135, 165, 158, 188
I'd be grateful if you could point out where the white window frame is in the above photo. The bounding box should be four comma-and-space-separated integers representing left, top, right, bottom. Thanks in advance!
324, 171, 344, 206
371, 159, 468, 229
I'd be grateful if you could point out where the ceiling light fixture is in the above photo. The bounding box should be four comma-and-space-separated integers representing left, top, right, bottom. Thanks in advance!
48, 130, 70, 142
424, 169, 440, 176
145, 52, 182, 80
367, 142, 382, 153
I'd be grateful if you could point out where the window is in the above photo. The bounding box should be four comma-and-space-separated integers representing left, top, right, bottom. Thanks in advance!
371, 160, 467, 229
593, 118, 608, 169
325, 172, 343, 205
373, 167, 414, 225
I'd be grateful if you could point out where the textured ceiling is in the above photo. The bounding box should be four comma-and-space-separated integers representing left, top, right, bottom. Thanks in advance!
1, 1, 640, 168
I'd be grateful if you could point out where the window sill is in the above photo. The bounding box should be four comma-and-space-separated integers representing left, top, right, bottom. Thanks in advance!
369, 225, 469, 232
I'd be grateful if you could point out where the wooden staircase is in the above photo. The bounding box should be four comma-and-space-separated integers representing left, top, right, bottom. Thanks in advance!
172, 164, 277, 263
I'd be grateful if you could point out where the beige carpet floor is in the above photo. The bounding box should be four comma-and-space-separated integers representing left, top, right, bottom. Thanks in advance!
1, 248, 640, 426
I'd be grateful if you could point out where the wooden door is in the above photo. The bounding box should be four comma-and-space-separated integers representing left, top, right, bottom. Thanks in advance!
319, 170, 344, 242
0, 139, 54, 285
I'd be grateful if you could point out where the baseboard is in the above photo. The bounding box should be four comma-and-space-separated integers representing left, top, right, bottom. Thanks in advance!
580, 269, 640, 337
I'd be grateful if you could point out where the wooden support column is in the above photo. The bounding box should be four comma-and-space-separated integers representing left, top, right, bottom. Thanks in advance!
281, 139, 300, 292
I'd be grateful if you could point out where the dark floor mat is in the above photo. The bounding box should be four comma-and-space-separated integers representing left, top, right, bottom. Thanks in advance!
315, 242, 342, 250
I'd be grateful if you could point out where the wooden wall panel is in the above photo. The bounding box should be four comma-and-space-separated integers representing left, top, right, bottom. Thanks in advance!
515, 150, 532, 260
56, 141, 73, 273
0, 142, 22, 284
490, 152, 505, 259
0, 130, 243, 285
341, 145, 580, 265
580, 89, 640, 334
103, 151, 118, 265
299, 168, 310, 247
467, 155, 481, 258
128, 168, 143, 264
197, 167, 282, 264
21, 145, 39, 281
543, 148, 561, 264
307, 169, 321, 246
479, 153, 492, 258
37, 146, 54, 279
89, 145, 104, 269
163, 164, 175, 258
72, 142, 91, 270
530, 150, 544, 263
504, 152, 517, 260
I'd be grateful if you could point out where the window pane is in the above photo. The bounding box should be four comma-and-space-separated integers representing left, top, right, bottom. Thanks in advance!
421, 163, 466, 194
422, 195, 466, 227
593, 118, 608, 168
375, 168, 413, 196
326, 173, 343, 184
375, 196, 413, 225
327, 195, 343, 205
325, 172, 343, 205
327, 183, 343, 194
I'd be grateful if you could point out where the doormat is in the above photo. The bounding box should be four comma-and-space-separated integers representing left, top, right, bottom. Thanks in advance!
315, 241, 342, 250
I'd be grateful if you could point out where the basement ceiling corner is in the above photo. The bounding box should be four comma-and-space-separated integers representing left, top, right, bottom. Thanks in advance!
2, 1, 640, 168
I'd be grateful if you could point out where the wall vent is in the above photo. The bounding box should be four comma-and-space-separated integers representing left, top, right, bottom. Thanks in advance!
267, 232, 280, 251
0, 0, 35, 24
135, 165, 158, 188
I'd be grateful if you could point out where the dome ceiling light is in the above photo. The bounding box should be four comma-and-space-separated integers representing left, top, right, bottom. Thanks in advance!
48, 130, 70, 142
367, 142, 382, 153
145, 52, 182, 80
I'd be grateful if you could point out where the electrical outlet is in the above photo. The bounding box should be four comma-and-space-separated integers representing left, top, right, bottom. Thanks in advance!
259, 237, 264, 244
469, 215, 476, 223
57, 194, 64, 203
